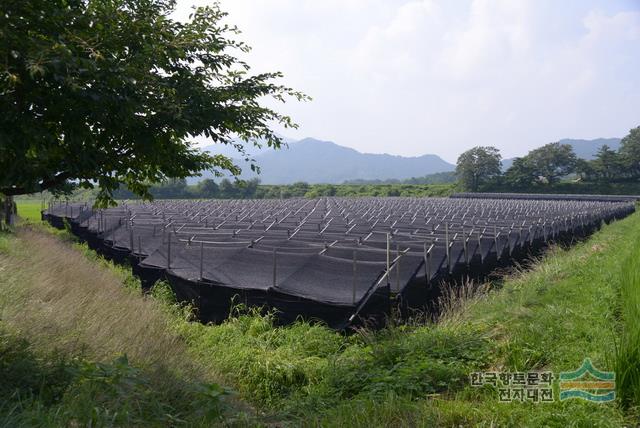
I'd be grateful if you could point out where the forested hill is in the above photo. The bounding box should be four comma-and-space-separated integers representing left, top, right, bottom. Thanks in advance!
194, 138, 455, 184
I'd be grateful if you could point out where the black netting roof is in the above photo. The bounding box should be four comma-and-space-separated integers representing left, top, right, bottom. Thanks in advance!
44, 195, 636, 328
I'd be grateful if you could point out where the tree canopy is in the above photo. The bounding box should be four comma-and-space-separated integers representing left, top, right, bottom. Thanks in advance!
454, 127, 640, 191
455, 146, 502, 192
620, 126, 640, 179
0, 0, 306, 206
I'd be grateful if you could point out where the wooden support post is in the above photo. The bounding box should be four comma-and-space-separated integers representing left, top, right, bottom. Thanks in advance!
167, 234, 171, 269
386, 233, 391, 285
424, 241, 432, 285
272, 247, 277, 287
200, 241, 204, 281
445, 223, 451, 273
462, 227, 468, 265
352, 249, 357, 304
396, 244, 401, 292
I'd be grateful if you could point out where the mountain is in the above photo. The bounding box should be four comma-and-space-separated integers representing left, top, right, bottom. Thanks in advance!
502, 138, 622, 170
192, 138, 455, 184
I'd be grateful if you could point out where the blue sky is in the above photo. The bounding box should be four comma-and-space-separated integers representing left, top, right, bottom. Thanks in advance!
176, 0, 640, 162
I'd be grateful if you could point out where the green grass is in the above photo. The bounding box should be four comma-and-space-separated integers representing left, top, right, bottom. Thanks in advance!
15, 200, 43, 221
162, 211, 640, 426
614, 235, 640, 411
2, 211, 640, 426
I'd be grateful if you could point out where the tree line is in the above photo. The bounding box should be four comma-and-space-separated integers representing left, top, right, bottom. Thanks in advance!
111, 179, 455, 200
455, 127, 640, 192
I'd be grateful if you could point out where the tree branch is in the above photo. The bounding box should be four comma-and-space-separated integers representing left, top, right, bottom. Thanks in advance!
0, 172, 72, 196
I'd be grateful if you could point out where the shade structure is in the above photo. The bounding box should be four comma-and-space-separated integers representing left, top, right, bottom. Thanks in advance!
44, 195, 636, 329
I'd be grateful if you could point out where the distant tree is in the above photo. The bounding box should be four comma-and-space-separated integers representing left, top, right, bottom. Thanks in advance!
386, 187, 401, 197
619, 126, 640, 179
0, 0, 306, 225
197, 179, 219, 198
524, 143, 577, 184
290, 182, 310, 197
504, 157, 537, 188
150, 179, 187, 199
574, 158, 596, 182
218, 179, 237, 199
238, 178, 261, 198
455, 146, 502, 192
592, 145, 624, 181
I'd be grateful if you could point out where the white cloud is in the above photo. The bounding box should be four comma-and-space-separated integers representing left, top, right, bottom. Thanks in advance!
177, 0, 640, 162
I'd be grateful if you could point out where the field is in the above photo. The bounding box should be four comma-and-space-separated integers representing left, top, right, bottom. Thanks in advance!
1, 200, 639, 426
16, 200, 42, 222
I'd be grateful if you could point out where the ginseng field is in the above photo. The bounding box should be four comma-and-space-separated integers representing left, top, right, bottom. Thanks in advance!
44, 194, 636, 329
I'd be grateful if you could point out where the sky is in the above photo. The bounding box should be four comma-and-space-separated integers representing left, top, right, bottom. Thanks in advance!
174, 0, 640, 163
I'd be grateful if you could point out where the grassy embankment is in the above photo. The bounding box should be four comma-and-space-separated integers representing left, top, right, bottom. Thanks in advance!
2, 201, 640, 426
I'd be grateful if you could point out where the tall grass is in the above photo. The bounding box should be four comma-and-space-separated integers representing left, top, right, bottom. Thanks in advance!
0, 227, 240, 426
615, 239, 640, 411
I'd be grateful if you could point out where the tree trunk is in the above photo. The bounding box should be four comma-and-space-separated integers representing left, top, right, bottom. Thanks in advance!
3, 195, 16, 227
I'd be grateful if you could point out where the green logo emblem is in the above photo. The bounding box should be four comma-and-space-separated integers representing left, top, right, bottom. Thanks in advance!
559, 358, 615, 402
